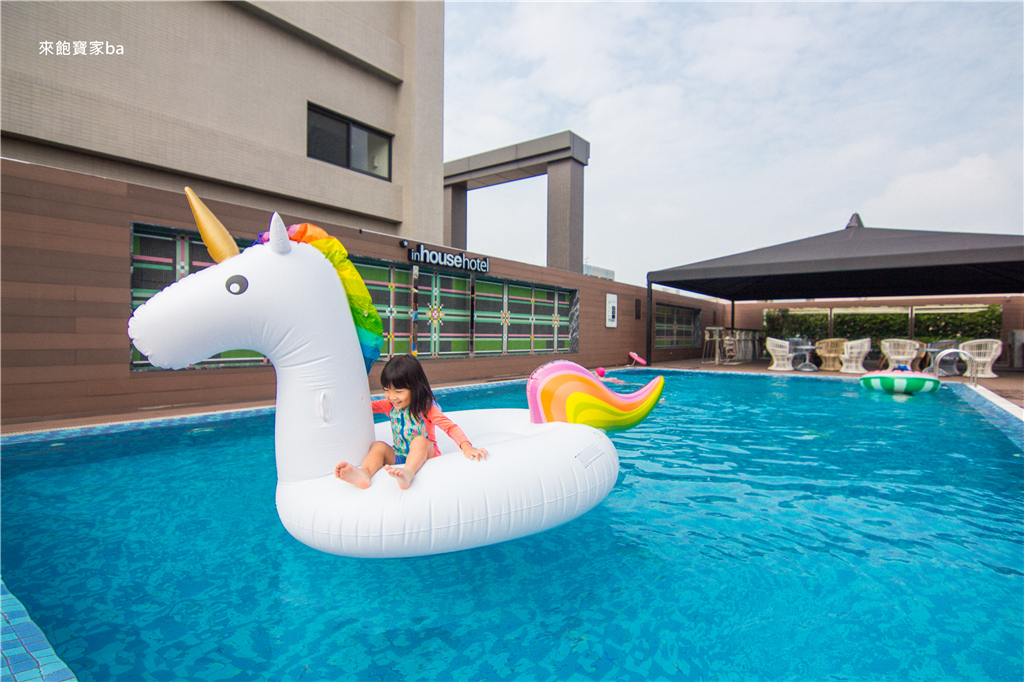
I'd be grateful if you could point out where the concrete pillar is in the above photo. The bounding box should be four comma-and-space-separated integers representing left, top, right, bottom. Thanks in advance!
546, 158, 584, 273
396, 1, 445, 243
444, 182, 468, 249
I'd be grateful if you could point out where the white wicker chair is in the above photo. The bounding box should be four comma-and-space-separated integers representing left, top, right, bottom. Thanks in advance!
766, 337, 795, 371
959, 339, 1003, 378
839, 338, 871, 374
880, 339, 921, 370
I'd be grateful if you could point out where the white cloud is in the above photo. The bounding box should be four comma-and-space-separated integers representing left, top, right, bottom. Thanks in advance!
861, 151, 1024, 234
466, 176, 548, 268
445, 1, 1023, 287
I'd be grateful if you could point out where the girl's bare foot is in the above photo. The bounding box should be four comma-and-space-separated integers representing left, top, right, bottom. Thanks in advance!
385, 465, 415, 490
335, 462, 371, 489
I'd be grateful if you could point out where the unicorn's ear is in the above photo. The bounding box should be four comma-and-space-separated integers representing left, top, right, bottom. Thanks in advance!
268, 213, 291, 255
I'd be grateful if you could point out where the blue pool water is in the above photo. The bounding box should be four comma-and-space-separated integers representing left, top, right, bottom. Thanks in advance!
2, 370, 1021, 681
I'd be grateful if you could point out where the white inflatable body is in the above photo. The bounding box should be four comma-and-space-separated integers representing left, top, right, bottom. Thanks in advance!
282, 409, 616, 557
128, 208, 619, 558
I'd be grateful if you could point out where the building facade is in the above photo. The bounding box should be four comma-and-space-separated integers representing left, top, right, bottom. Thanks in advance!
2, 2, 714, 425
3, 1, 443, 241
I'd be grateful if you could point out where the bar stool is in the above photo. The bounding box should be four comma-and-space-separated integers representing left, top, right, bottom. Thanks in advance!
702, 327, 723, 363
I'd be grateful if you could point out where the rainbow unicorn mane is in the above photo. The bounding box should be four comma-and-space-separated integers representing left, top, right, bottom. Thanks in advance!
527, 360, 663, 432
255, 223, 383, 372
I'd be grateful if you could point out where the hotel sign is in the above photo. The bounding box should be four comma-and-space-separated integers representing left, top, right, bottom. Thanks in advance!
408, 244, 490, 273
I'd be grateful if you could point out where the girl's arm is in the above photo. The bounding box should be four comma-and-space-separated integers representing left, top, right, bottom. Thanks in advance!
371, 398, 393, 415
425, 405, 487, 460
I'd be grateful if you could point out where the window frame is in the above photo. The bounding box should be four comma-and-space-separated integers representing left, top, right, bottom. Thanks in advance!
352, 258, 578, 360
130, 228, 580, 371
307, 103, 392, 181
654, 302, 701, 349
129, 223, 265, 371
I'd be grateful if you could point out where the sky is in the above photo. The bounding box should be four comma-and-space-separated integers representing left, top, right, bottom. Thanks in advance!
442, 1, 1023, 288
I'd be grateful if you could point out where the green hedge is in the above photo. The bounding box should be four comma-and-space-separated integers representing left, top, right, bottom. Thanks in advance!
913, 305, 1003, 342
764, 305, 1002, 349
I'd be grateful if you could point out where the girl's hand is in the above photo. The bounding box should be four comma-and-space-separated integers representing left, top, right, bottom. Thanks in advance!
461, 442, 487, 461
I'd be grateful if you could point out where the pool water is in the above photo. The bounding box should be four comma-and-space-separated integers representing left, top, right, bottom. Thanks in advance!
2, 370, 1021, 681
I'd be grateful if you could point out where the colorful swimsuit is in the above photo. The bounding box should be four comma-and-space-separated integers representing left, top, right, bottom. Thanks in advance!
371, 399, 469, 464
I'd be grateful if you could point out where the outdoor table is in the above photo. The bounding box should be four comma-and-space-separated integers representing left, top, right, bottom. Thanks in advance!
795, 345, 820, 371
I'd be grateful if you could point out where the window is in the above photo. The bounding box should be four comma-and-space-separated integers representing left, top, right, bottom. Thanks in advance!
131, 228, 577, 371
353, 259, 577, 359
354, 260, 416, 357
307, 103, 391, 180
416, 271, 473, 357
130, 224, 263, 370
654, 303, 699, 349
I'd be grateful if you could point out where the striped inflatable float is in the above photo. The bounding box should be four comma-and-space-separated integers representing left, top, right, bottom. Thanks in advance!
860, 370, 941, 394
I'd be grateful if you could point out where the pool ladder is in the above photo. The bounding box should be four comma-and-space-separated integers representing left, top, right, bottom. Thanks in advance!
929, 348, 979, 387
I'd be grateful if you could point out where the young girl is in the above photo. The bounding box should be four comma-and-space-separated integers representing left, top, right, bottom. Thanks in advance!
335, 355, 487, 490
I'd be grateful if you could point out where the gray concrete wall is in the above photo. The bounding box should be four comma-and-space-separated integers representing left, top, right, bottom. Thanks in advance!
1, 1, 444, 241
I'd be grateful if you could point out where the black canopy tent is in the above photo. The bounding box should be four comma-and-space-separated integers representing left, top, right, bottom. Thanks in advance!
645, 215, 1024, 360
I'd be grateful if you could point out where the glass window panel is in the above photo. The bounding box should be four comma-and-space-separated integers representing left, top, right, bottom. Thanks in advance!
131, 263, 175, 296
131, 224, 265, 369
307, 107, 349, 168
654, 304, 698, 349
135, 232, 175, 260
474, 338, 503, 354
508, 298, 532, 316
350, 125, 391, 179
475, 280, 503, 295
188, 237, 215, 274
507, 338, 532, 352
475, 295, 504, 315
508, 284, 533, 299
534, 298, 554, 313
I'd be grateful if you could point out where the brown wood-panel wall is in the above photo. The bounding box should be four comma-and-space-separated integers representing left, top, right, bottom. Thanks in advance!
1, 160, 720, 426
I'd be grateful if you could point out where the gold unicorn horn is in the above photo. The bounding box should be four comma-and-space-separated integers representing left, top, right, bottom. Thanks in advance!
184, 187, 239, 263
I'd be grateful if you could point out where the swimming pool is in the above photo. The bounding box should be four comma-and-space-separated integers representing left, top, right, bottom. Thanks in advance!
2, 370, 1021, 681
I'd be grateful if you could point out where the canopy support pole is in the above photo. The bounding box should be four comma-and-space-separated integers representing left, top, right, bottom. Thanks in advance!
645, 279, 653, 365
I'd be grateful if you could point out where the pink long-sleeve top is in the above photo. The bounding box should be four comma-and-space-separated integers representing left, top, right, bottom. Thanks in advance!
372, 399, 470, 458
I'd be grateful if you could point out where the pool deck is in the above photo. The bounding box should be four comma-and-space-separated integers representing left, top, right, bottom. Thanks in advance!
2, 359, 1021, 436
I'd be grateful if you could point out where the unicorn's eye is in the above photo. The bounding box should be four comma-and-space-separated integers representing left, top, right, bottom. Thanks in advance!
226, 275, 248, 295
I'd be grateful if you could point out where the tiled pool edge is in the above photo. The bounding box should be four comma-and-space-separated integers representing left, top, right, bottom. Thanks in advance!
1, 581, 77, 682
957, 384, 1024, 439
966, 383, 1024, 420
0, 405, 275, 446
2, 372, 1019, 447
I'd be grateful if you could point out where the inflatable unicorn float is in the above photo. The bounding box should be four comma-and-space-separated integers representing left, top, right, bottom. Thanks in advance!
127, 190, 663, 558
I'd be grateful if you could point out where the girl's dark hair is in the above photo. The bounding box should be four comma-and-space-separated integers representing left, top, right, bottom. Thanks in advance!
379, 354, 434, 418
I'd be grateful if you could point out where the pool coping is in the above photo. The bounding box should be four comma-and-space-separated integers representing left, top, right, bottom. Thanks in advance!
1, 370, 1020, 446
0, 378, 526, 446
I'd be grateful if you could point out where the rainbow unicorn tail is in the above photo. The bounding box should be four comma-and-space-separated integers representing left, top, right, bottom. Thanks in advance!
526, 360, 664, 432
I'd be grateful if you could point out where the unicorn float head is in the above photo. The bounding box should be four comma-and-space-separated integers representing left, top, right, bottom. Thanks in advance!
128, 190, 662, 557
128, 189, 383, 484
